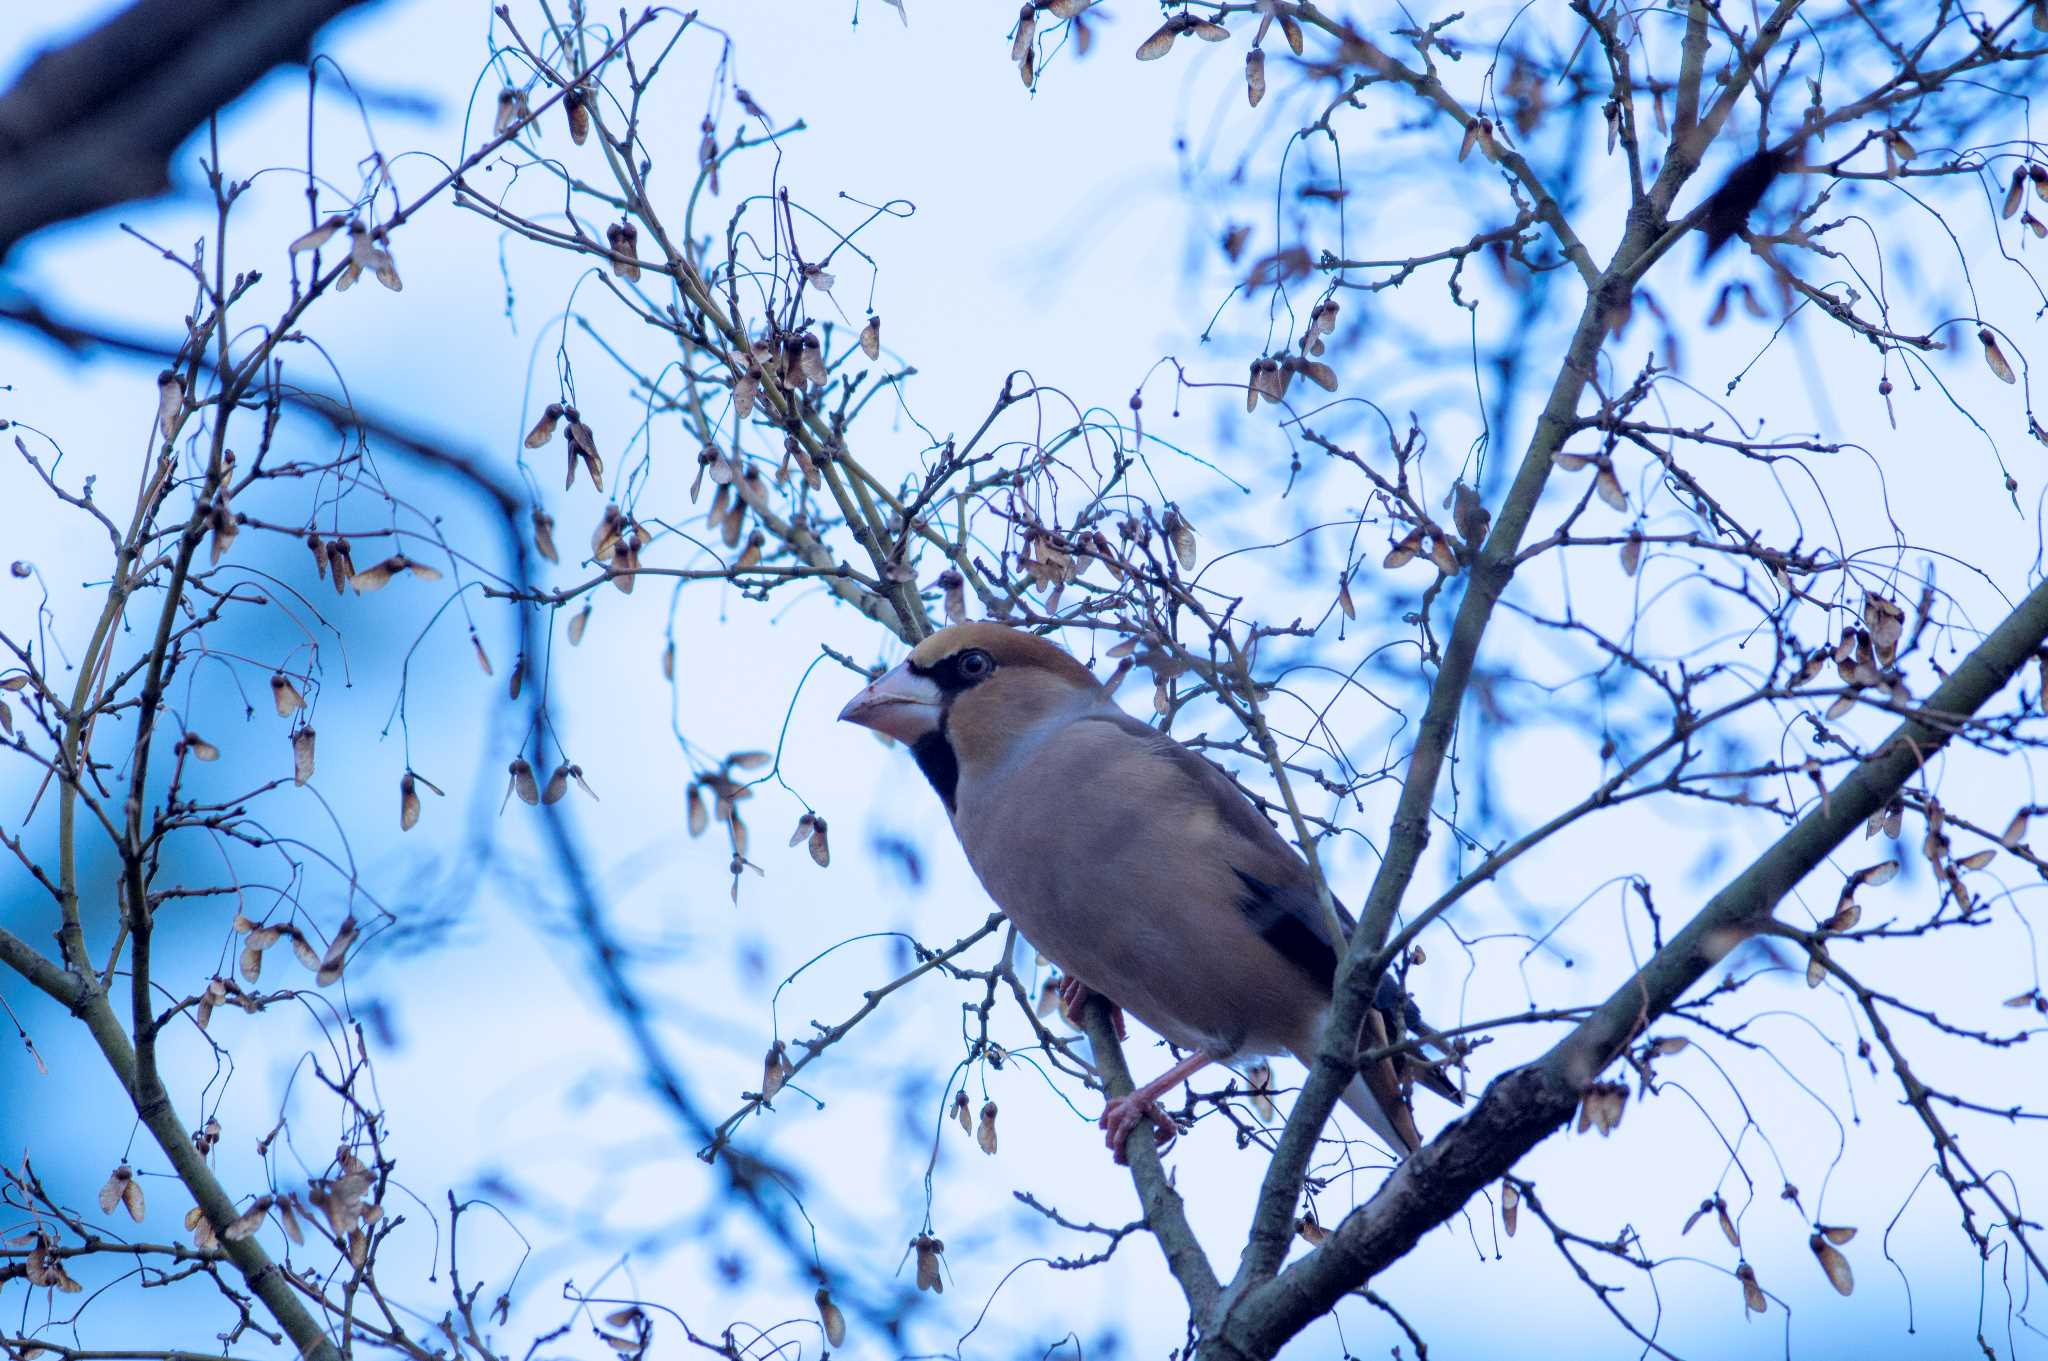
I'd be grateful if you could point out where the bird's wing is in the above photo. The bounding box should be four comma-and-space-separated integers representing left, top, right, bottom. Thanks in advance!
1092, 712, 1467, 1107
1081, 710, 1353, 987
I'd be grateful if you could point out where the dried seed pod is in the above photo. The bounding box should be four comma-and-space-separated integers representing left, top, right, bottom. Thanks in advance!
1164, 509, 1197, 566
911, 1234, 945, 1293
317, 915, 358, 986
185, 732, 221, 762
507, 757, 540, 806
351, 555, 400, 592
938, 568, 968, 625
807, 815, 830, 867
1809, 1233, 1854, 1295
605, 222, 641, 282
699, 116, 720, 191
367, 236, 402, 291
976, 1101, 999, 1154
1294, 1214, 1328, 1246
567, 414, 604, 491
859, 314, 881, 360
271, 673, 305, 717
1620, 534, 1643, 576
525, 403, 564, 450
224, 1196, 273, 1242
542, 762, 571, 805
567, 603, 591, 646
276, 1194, 306, 1245
1246, 48, 1266, 106
564, 86, 590, 144
686, 783, 709, 836
208, 499, 238, 563
292, 727, 317, 785
156, 370, 186, 441
1577, 1080, 1628, 1135
98, 1163, 145, 1221
401, 773, 422, 830
611, 535, 641, 593
1501, 1179, 1519, 1236
525, 509, 558, 566
1011, 6, 1036, 63
1863, 591, 1905, 664
1441, 482, 1487, 549
327, 537, 356, 595
815, 1288, 847, 1347
290, 215, 345, 256
2006, 168, 2029, 220
1737, 1263, 1766, 1314
1384, 526, 1425, 569
1981, 327, 2017, 384
1136, 19, 1178, 58
762, 1041, 793, 1098
1594, 461, 1629, 511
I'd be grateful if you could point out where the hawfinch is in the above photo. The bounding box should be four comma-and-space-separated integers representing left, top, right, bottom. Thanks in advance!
839, 623, 1460, 1161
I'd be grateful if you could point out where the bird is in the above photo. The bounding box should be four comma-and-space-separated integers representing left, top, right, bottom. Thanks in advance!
838, 621, 1462, 1162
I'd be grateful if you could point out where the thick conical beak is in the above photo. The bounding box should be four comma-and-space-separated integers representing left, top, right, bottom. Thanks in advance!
837, 660, 943, 742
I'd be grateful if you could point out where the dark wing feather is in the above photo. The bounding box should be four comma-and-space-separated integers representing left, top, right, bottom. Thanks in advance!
1079, 710, 1463, 1104
1078, 712, 1354, 980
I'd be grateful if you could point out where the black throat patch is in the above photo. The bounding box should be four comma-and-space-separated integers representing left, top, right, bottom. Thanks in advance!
911, 724, 960, 813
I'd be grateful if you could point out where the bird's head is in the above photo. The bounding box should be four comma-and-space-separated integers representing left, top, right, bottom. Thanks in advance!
837, 623, 1104, 808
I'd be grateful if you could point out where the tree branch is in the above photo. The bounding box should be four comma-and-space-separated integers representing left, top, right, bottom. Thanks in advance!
0, 0, 379, 260
1208, 569, 2048, 1357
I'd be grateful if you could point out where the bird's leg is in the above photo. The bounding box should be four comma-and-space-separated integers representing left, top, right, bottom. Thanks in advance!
1058, 975, 1125, 1040
1099, 1052, 1211, 1164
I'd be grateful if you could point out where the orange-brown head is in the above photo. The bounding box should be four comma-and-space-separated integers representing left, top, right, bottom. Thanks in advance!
837, 623, 1105, 810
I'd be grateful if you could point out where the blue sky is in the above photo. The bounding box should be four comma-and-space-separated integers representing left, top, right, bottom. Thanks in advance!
3, 2, 2045, 1358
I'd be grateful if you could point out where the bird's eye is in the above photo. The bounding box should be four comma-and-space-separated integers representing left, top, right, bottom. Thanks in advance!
955, 649, 994, 682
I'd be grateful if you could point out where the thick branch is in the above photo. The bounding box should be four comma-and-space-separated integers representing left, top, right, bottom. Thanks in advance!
1085, 998, 1220, 1317
0, 0, 377, 260
1208, 570, 2048, 1357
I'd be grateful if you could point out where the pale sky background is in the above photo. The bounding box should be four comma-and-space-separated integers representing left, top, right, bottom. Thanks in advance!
3, 3, 2046, 1360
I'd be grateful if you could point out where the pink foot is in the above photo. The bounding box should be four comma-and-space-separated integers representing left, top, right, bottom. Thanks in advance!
1058, 975, 1126, 1040
1098, 1095, 1178, 1164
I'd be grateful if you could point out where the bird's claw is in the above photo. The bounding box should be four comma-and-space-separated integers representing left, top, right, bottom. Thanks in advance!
1058, 976, 1126, 1040
1099, 1095, 1178, 1164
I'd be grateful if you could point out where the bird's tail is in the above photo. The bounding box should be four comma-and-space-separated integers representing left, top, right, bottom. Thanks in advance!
1289, 1041, 1423, 1158
1339, 1069, 1423, 1158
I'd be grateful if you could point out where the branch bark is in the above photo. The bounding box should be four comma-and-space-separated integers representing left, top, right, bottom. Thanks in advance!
0, 0, 377, 260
